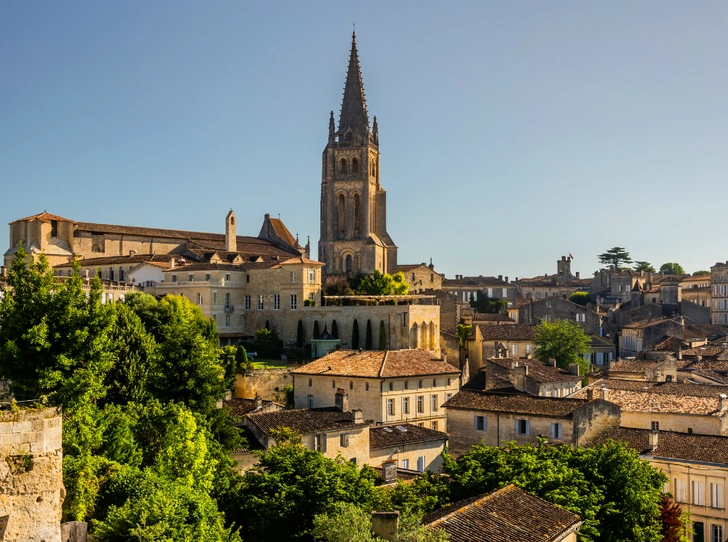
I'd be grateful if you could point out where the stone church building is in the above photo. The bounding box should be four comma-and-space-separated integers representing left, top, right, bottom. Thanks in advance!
318, 32, 398, 280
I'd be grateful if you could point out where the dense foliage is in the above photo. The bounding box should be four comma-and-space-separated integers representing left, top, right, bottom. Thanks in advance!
469, 290, 508, 314
534, 319, 592, 379
633, 261, 656, 273
348, 271, 409, 296
660, 262, 686, 275
568, 291, 591, 306
598, 247, 632, 270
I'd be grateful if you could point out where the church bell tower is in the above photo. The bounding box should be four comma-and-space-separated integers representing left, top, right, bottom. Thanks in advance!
318, 32, 397, 281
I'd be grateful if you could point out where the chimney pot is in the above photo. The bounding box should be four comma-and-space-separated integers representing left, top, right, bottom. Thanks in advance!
254, 395, 263, 409
587, 388, 595, 400
352, 409, 364, 424
335, 388, 350, 412
648, 430, 659, 451
380, 460, 398, 484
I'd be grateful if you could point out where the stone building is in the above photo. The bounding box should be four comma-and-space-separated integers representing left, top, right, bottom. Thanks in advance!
466, 323, 537, 371
515, 256, 591, 300
619, 317, 685, 357
519, 296, 603, 335
442, 388, 620, 456
369, 424, 449, 472
395, 262, 442, 293
291, 349, 460, 431
0, 406, 64, 542
441, 275, 515, 304
711, 262, 728, 326
318, 32, 397, 280
482, 357, 582, 397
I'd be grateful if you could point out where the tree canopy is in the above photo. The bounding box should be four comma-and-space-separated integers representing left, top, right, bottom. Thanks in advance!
568, 291, 590, 306
692, 270, 710, 276
348, 271, 409, 296
533, 319, 591, 378
633, 261, 656, 273
598, 247, 632, 270
660, 262, 685, 275
469, 291, 508, 314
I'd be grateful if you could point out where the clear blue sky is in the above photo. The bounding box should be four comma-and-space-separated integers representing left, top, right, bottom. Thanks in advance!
2, 1, 726, 279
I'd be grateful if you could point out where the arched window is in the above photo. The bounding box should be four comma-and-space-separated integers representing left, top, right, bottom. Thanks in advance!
345, 254, 353, 274
338, 194, 346, 235
351, 157, 359, 173
339, 158, 347, 173
354, 193, 360, 234
230, 216, 235, 225
345, 131, 352, 141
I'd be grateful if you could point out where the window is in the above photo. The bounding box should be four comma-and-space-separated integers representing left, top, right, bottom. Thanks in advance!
345, 255, 353, 274
332, 380, 336, 389
675, 479, 687, 502
172, 274, 177, 283
431, 394, 439, 412
308, 394, 314, 408
50, 220, 58, 237
651, 421, 660, 431
119, 267, 125, 281
512, 344, 518, 356
258, 295, 264, 310
401, 459, 409, 469
417, 456, 425, 472
245, 295, 251, 310
308, 378, 312, 387
206, 273, 211, 281
351, 157, 359, 173
387, 399, 395, 416
515, 419, 530, 436
246, 275, 250, 283
314, 434, 327, 453
225, 314, 230, 327
404, 381, 409, 390
710, 482, 723, 509
712, 525, 722, 542
197, 293, 202, 305
550, 423, 562, 439
693, 480, 706, 506
212, 314, 217, 323
290, 271, 296, 283
188, 274, 194, 282
389, 382, 394, 391
365, 382, 369, 391
474, 416, 486, 431
349, 380, 353, 390
226, 274, 231, 281
417, 396, 424, 413
108, 268, 114, 281
432, 378, 437, 387
431, 421, 438, 430
340, 433, 349, 448
402, 397, 410, 415
225, 293, 231, 309
290, 294, 297, 310
213, 291, 217, 304
308, 269, 316, 283
445, 393, 452, 402
274, 294, 280, 310
418, 380, 423, 389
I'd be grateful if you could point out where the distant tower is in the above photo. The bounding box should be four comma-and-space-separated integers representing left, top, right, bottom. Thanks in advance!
225, 209, 237, 252
318, 32, 397, 280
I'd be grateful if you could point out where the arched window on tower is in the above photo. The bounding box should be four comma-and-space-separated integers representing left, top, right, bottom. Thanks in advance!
338, 194, 346, 236
339, 158, 347, 174
230, 216, 235, 225
354, 194, 360, 235
351, 157, 359, 173
345, 131, 352, 141
345, 254, 353, 274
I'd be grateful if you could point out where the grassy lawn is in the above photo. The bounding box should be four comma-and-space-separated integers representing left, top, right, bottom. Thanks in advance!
251, 359, 288, 369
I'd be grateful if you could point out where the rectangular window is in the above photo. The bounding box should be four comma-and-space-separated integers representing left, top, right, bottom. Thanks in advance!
403, 397, 410, 415
245, 295, 251, 310
226, 274, 231, 281
332, 380, 336, 389
675, 479, 687, 502
197, 293, 202, 305
225, 314, 230, 327
308, 269, 316, 283
290, 271, 296, 283
712, 525, 722, 542
401, 458, 409, 470
417, 396, 424, 413
432, 421, 438, 430
418, 379, 423, 389
404, 381, 409, 390
512, 344, 518, 356
189, 274, 194, 282
172, 274, 177, 283
258, 295, 264, 310
225, 292, 231, 309
365, 382, 369, 391
474, 416, 486, 431
340, 433, 349, 448
290, 294, 297, 310
51, 220, 58, 237
119, 267, 125, 281
445, 392, 452, 402
693, 480, 706, 506
550, 423, 562, 439
431, 394, 439, 412
206, 273, 211, 281
515, 419, 530, 436
274, 294, 280, 310
433, 378, 437, 387
710, 482, 723, 509
213, 291, 217, 304
651, 421, 660, 431
308, 394, 314, 408
417, 456, 425, 472
389, 382, 394, 391
314, 434, 327, 453
308, 378, 312, 387
503, 288, 508, 298
387, 399, 395, 416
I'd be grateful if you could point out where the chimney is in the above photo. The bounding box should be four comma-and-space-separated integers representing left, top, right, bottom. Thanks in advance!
335, 388, 349, 412
505, 276, 509, 283
169, 257, 175, 269
568, 363, 580, 376
526, 352, 532, 360
380, 460, 398, 484
254, 395, 263, 409
721, 394, 728, 411
576, 272, 580, 279
371, 511, 399, 542
498, 275, 503, 281
352, 409, 364, 424
599, 387, 610, 401
586, 388, 595, 401
648, 430, 659, 452
548, 359, 556, 367
677, 345, 682, 360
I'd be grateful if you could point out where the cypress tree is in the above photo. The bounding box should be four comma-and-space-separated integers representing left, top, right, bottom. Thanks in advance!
296, 319, 304, 348
331, 320, 339, 339
351, 319, 359, 349
313, 320, 320, 339
378, 320, 387, 350
365, 319, 373, 350
265, 320, 271, 330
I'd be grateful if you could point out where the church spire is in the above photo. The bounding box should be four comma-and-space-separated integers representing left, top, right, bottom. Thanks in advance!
338, 31, 369, 136
328, 111, 335, 143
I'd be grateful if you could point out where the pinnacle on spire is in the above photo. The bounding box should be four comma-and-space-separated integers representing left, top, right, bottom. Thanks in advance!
338, 31, 369, 135
328, 111, 335, 142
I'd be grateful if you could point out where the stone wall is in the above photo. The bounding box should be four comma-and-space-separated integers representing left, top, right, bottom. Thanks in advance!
0, 406, 63, 542
233, 370, 291, 403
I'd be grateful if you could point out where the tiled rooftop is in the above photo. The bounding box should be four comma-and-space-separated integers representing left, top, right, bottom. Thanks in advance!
443, 389, 588, 417
246, 408, 371, 436
476, 324, 536, 342
53, 253, 172, 268
291, 349, 460, 379
593, 427, 728, 464
369, 424, 448, 449
486, 358, 581, 384
623, 317, 681, 330
473, 313, 515, 323
223, 398, 282, 417
423, 484, 582, 542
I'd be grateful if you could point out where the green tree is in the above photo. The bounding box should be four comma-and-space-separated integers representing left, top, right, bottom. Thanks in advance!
0, 246, 114, 409
633, 261, 656, 273
693, 270, 710, 276
568, 291, 590, 306
352, 319, 360, 349
254, 326, 282, 358
297, 319, 305, 347
660, 495, 691, 542
533, 319, 591, 378
378, 320, 387, 350
469, 291, 508, 314
331, 319, 339, 339
349, 271, 409, 296
365, 319, 373, 350
598, 247, 632, 270
660, 262, 685, 275
314, 320, 321, 339
455, 323, 472, 370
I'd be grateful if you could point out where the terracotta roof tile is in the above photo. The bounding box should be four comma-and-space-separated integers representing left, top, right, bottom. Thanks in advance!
476, 324, 536, 341
623, 317, 682, 330
12, 211, 76, 224
291, 349, 460, 379
443, 389, 588, 417
369, 424, 448, 449
424, 484, 582, 542
246, 408, 371, 436
486, 358, 581, 384
473, 313, 514, 323
53, 254, 171, 267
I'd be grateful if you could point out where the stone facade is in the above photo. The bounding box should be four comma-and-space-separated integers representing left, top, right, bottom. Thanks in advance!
619, 317, 685, 357
319, 33, 397, 280
396, 263, 442, 294
519, 297, 602, 335
0, 406, 63, 542
712, 262, 728, 326
441, 275, 515, 304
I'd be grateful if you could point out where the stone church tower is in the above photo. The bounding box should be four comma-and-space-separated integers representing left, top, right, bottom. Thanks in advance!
319, 32, 397, 280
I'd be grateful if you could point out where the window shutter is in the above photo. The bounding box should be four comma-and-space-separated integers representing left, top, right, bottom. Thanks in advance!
474, 416, 478, 430
550, 423, 555, 438
525, 420, 530, 436
515, 419, 519, 433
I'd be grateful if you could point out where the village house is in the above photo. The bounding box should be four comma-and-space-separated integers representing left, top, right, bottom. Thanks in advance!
481, 357, 582, 397
594, 428, 728, 542
291, 349, 460, 431
519, 296, 603, 335
589, 333, 617, 366
515, 256, 591, 301
711, 262, 728, 326
466, 323, 537, 371
395, 262, 443, 293
368, 423, 449, 472
619, 317, 686, 357
442, 388, 620, 456
442, 274, 516, 304
423, 484, 583, 542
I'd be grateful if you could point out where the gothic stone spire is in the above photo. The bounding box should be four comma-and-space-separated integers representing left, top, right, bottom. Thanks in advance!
338, 31, 369, 137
